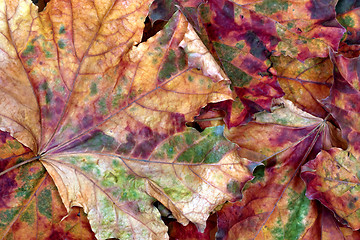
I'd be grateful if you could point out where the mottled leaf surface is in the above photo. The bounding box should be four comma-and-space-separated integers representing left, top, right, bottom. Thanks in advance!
0, 131, 94, 240
0, 0, 243, 238
43, 126, 255, 238
216, 99, 330, 239
230, 0, 345, 59
302, 203, 360, 240
271, 56, 333, 118
337, 8, 360, 45
301, 53, 360, 231
302, 148, 360, 230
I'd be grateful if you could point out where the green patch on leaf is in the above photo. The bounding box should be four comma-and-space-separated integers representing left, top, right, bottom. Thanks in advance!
38, 189, 52, 219
158, 49, 177, 80
20, 202, 35, 225
199, 5, 211, 23
338, 15, 355, 28
222, 62, 252, 87
8, 140, 21, 149
79, 131, 117, 151
40, 82, 53, 104
214, 42, 240, 62
58, 39, 66, 49
271, 223, 284, 239
284, 189, 310, 240
251, 165, 265, 183
26, 58, 34, 66
23, 44, 35, 56
178, 48, 187, 70
235, 42, 245, 49
45, 50, 53, 58
112, 86, 123, 108
255, 0, 289, 15
59, 25, 66, 34
98, 97, 108, 115
0, 208, 20, 227
227, 180, 241, 195
177, 126, 233, 163
163, 184, 192, 201
90, 82, 98, 96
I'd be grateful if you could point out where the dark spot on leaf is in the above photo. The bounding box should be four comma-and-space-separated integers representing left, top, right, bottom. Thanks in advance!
177, 47, 187, 70
139, 127, 153, 138
244, 31, 270, 60
0, 132, 9, 144
132, 132, 167, 158
335, 0, 360, 14
133, 140, 156, 158
170, 113, 185, 134
81, 115, 93, 128
307, 0, 334, 19
140, 17, 168, 43
116, 133, 136, 155
59, 25, 66, 34
0, 174, 18, 208
222, 1, 234, 20
49, 230, 67, 239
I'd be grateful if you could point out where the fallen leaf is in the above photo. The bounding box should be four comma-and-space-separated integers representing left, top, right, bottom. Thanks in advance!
229, 0, 345, 60
0, 0, 255, 238
0, 131, 95, 240
217, 99, 331, 239
301, 148, 360, 230
302, 203, 360, 240
337, 8, 360, 45
271, 55, 333, 118
168, 213, 217, 240
301, 53, 360, 231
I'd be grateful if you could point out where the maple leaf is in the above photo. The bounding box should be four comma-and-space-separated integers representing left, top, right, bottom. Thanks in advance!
301, 53, 360, 231
216, 99, 335, 239
0, 131, 95, 239
0, 0, 257, 239
3, 0, 360, 239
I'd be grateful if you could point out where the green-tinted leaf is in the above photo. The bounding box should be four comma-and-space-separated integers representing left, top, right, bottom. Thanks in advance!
302, 148, 360, 230
42, 126, 255, 237
337, 8, 360, 45
301, 53, 360, 231
216, 99, 330, 239
0, 0, 236, 238
0, 131, 95, 240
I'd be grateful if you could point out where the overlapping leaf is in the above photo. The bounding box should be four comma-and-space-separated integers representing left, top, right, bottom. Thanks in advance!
302, 148, 360, 230
216, 99, 332, 239
0, 131, 95, 240
302, 204, 360, 239
0, 0, 261, 238
229, 0, 345, 60
301, 53, 360, 231
151, 0, 346, 128
336, 0, 360, 45
337, 8, 360, 45
167, 213, 217, 240
271, 56, 334, 118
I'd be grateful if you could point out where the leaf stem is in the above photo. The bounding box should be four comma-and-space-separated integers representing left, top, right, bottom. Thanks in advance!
0, 155, 42, 177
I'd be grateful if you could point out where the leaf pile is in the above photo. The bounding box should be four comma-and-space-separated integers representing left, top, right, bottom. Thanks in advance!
1, 0, 360, 239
